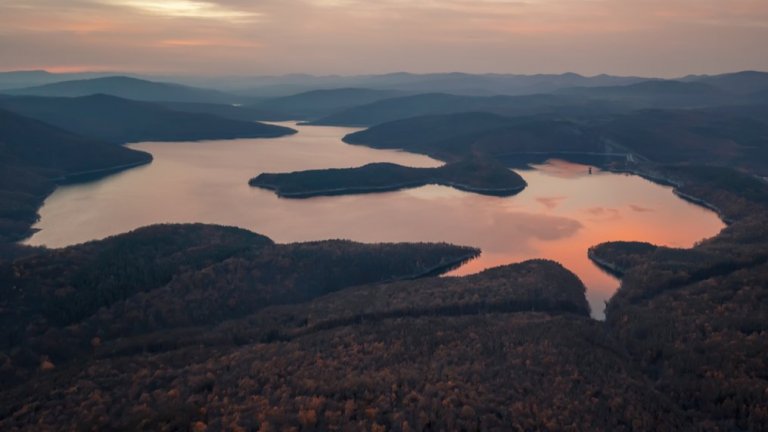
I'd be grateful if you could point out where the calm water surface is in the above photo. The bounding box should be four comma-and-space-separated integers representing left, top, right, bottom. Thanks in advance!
25, 122, 725, 317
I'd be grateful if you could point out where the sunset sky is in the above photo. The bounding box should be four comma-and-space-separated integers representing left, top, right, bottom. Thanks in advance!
1, 0, 767, 76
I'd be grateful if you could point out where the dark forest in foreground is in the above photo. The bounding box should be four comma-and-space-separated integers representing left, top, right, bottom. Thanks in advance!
1, 161, 767, 430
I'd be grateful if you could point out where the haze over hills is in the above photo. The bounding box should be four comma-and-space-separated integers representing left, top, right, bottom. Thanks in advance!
314, 77, 767, 126
156, 101, 293, 123
0, 70, 124, 91
312, 92, 631, 126
555, 80, 733, 107
1, 76, 241, 104
218, 72, 651, 97
0, 94, 296, 144
681, 70, 768, 94
2, 69, 766, 98
248, 88, 409, 120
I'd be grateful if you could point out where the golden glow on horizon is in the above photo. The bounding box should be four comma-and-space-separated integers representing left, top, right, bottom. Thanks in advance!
107, 0, 260, 21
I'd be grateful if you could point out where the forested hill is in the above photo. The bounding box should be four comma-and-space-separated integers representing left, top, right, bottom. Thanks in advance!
250, 158, 527, 198
343, 107, 768, 174
0, 224, 479, 386
0, 94, 296, 144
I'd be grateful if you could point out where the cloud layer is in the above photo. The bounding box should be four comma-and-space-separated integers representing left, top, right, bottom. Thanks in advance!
1, 0, 766, 76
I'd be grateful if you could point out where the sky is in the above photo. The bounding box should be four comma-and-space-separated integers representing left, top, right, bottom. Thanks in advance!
0, 0, 767, 77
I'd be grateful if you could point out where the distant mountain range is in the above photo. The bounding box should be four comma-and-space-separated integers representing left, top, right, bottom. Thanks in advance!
2, 76, 241, 104
680, 71, 768, 94
4, 70, 766, 98
314, 78, 766, 126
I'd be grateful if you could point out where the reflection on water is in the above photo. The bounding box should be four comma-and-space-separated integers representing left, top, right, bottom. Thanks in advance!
25, 123, 725, 318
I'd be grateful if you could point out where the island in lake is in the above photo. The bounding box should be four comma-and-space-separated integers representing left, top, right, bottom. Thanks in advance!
249, 157, 527, 198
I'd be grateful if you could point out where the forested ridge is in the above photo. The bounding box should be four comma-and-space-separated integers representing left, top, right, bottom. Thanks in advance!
591, 164, 768, 431
1, 162, 767, 430
0, 109, 152, 244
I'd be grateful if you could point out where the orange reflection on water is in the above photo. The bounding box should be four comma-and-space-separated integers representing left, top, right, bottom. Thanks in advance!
446, 163, 725, 316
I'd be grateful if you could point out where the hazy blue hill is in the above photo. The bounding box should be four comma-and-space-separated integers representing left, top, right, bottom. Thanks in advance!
700, 103, 768, 123
2, 76, 238, 103
0, 70, 117, 90
314, 93, 470, 125
343, 111, 516, 149
158, 101, 293, 122
748, 89, 768, 104
0, 94, 296, 144
683, 71, 768, 94
600, 109, 768, 169
0, 71, 58, 90
360, 72, 648, 95
0, 109, 151, 241
250, 88, 408, 119
235, 72, 648, 97
556, 80, 731, 107
312, 92, 624, 126
0, 108, 150, 174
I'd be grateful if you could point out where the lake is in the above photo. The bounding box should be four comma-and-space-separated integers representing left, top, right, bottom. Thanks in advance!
24, 122, 725, 318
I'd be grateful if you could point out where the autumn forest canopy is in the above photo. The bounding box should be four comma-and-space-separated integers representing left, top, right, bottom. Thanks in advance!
1, 0, 768, 430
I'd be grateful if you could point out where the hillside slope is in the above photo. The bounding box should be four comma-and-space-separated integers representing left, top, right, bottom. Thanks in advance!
0, 109, 151, 242
0, 95, 295, 144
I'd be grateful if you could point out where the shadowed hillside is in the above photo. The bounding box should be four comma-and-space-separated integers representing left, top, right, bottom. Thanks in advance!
589, 164, 768, 431
556, 80, 732, 107
250, 88, 408, 120
0, 224, 479, 387
343, 107, 768, 174
0, 109, 151, 242
0, 94, 296, 144
0, 226, 694, 430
